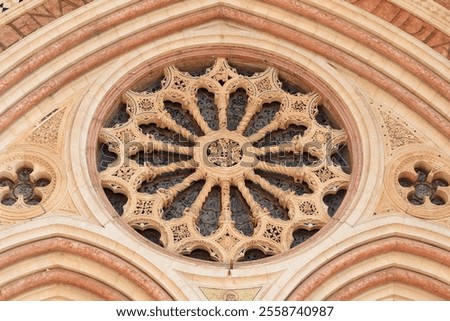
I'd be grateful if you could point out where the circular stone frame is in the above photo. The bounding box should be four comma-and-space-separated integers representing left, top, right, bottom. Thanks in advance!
0, 149, 65, 220
385, 145, 450, 220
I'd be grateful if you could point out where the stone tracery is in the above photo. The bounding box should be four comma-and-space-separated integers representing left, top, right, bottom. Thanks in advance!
0, 166, 50, 206
98, 58, 351, 263
0, 153, 58, 221
385, 148, 450, 220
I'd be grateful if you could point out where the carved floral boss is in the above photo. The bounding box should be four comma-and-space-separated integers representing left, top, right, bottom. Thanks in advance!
98, 59, 350, 262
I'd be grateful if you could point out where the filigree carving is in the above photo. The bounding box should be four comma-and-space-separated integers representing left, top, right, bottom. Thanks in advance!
25, 108, 65, 150
381, 111, 421, 150
133, 199, 156, 216
314, 167, 336, 183
98, 59, 351, 263
112, 164, 136, 182
171, 223, 191, 243
216, 231, 240, 250
263, 223, 283, 243
298, 201, 317, 216
207, 138, 242, 167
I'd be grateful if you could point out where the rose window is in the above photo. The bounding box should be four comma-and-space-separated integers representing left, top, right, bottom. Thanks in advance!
98, 59, 351, 263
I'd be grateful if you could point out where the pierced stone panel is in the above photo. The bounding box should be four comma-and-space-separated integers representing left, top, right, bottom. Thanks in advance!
97, 58, 351, 263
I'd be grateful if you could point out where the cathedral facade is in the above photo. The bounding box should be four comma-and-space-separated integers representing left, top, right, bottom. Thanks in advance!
0, 0, 449, 300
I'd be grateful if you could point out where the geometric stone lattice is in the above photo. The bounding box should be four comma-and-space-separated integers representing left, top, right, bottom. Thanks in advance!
98, 59, 351, 263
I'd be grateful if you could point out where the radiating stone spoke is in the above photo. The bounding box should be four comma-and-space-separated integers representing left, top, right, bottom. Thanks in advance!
149, 140, 194, 156
216, 92, 228, 129
235, 97, 262, 134
184, 98, 213, 134
157, 169, 205, 207
247, 118, 284, 143
186, 177, 216, 217
160, 113, 199, 142
150, 159, 197, 177
254, 161, 305, 183
234, 178, 267, 219
246, 171, 294, 211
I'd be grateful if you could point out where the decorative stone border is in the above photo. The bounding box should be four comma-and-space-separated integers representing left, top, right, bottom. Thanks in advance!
288, 237, 450, 300
0, 0, 24, 14
0, 237, 173, 300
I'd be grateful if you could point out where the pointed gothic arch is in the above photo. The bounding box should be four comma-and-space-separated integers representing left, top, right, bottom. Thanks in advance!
0, 0, 449, 300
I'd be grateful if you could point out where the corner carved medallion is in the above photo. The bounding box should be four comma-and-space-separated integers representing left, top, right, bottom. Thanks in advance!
384, 146, 450, 220
0, 152, 63, 221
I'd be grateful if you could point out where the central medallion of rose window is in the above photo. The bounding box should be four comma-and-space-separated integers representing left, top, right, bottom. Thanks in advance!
207, 138, 242, 167
98, 59, 351, 263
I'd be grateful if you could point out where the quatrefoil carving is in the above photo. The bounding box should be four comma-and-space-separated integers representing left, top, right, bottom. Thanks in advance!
398, 164, 449, 206
0, 166, 51, 207
386, 149, 450, 220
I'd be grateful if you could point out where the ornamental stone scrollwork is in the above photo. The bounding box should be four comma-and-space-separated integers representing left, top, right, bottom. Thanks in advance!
368, 97, 422, 152
381, 111, 421, 151
97, 58, 351, 263
0, 152, 62, 221
385, 146, 450, 220
24, 108, 66, 151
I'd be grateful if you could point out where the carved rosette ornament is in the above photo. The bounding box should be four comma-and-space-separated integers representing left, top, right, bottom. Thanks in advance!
385, 147, 450, 220
0, 152, 61, 221
98, 59, 351, 263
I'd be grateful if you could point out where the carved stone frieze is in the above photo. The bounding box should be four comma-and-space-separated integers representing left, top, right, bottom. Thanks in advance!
98, 58, 352, 263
